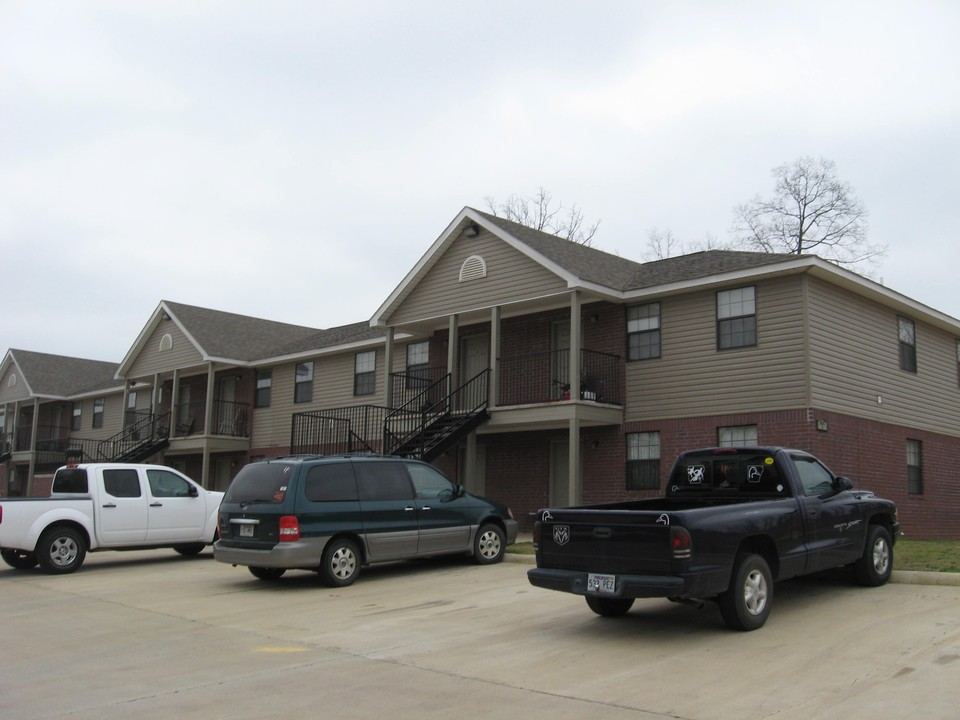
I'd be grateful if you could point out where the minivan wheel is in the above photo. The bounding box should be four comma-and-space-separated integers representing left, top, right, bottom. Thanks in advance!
473, 524, 505, 565
320, 538, 361, 587
249, 566, 286, 581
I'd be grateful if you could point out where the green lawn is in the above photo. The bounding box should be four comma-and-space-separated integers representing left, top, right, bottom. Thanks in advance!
509, 538, 960, 573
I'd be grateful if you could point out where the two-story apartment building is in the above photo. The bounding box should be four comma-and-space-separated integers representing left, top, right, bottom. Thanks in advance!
3, 207, 958, 538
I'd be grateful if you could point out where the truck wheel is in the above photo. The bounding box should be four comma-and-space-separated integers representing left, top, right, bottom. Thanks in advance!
719, 553, 772, 631
173, 543, 206, 556
473, 524, 506, 564
36, 526, 87, 574
853, 525, 893, 587
249, 566, 286, 581
1, 549, 39, 570
586, 596, 635, 617
319, 538, 361, 587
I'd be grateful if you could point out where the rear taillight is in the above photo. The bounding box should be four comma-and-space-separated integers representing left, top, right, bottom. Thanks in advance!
671, 527, 692, 560
278, 516, 300, 542
532, 522, 540, 548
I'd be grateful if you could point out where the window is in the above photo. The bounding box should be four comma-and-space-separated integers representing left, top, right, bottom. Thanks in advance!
71, 403, 82, 431
627, 303, 661, 360
406, 341, 430, 387
354, 351, 376, 396
717, 286, 757, 350
907, 439, 923, 494
103, 469, 142, 498
626, 432, 660, 490
304, 463, 359, 502
899, 317, 917, 373
147, 469, 193, 498
255, 369, 272, 408
92, 398, 104, 429
793, 455, 836, 496
718, 425, 758, 447
407, 462, 456, 498
294, 362, 314, 404
125, 391, 138, 427
354, 461, 414, 501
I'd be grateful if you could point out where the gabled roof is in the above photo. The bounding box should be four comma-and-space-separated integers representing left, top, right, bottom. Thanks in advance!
2, 349, 122, 399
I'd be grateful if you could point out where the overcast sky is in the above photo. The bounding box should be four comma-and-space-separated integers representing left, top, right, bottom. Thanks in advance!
2, 1, 958, 362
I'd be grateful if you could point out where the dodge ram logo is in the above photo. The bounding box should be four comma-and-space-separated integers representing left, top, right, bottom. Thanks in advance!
553, 525, 570, 546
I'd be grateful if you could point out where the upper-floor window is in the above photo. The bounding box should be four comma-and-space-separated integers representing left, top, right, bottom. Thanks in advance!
92, 398, 105, 429
255, 369, 272, 408
354, 351, 376, 396
956, 340, 960, 388
294, 362, 314, 404
406, 341, 430, 388
626, 431, 660, 490
627, 303, 661, 360
717, 286, 756, 350
899, 317, 917, 373
718, 424, 758, 447
907, 439, 923, 494
125, 391, 138, 427
71, 403, 82, 431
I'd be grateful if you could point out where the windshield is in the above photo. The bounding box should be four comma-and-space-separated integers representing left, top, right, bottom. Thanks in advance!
223, 462, 295, 504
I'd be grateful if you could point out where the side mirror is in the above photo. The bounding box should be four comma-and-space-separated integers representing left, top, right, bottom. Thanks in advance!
835, 476, 854, 492
188, 484, 199, 497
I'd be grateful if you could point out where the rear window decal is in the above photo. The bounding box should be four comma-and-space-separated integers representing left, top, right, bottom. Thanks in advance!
687, 465, 705, 484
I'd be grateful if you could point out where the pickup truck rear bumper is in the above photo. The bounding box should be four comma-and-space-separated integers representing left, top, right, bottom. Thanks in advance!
527, 567, 686, 599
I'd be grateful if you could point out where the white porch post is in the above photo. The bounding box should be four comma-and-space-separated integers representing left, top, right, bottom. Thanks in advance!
489, 306, 501, 408
568, 291, 583, 505
384, 326, 395, 408
447, 314, 460, 389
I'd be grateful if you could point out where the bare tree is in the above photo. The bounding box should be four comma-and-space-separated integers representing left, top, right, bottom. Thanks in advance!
731, 157, 885, 271
642, 228, 728, 261
484, 187, 600, 245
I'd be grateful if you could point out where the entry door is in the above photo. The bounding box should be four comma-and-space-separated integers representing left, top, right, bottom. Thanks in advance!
551, 321, 570, 398
459, 334, 489, 410
218, 376, 236, 434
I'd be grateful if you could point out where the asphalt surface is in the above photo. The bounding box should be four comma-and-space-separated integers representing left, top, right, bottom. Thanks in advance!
2, 550, 959, 720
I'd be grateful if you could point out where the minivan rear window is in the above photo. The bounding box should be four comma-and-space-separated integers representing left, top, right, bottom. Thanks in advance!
224, 462, 295, 504
304, 463, 359, 502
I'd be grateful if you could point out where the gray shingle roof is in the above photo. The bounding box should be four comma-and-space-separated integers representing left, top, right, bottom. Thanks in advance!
9, 349, 122, 397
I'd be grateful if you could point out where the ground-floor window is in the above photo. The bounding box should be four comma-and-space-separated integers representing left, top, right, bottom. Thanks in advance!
718, 424, 758, 446
907, 438, 923, 494
626, 431, 660, 490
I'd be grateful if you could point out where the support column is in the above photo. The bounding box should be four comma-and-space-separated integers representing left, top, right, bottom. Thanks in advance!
569, 290, 581, 399
384, 327, 395, 408
202, 364, 215, 486
489, 306, 501, 408
27, 398, 39, 496
464, 430, 478, 493
568, 415, 582, 506
447, 314, 460, 389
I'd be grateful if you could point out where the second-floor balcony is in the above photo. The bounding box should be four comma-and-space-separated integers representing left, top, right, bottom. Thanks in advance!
173, 399, 250, 438
497, 348, 621, 406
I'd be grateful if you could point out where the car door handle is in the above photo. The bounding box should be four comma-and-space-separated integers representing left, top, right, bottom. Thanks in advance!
404, 506, 415, 511
421, 505, 432, 511
150, 502, 163, 507
102, 503, 117, 508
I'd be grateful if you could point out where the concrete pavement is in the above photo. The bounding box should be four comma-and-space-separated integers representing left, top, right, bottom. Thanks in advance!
1, 549, 959, 720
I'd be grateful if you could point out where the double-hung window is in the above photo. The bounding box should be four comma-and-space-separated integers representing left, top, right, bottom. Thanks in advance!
899, 317, 917, 373
718, 424, 758, 447
354, 351, 376, 396
406, 341, 430, 388
627, 303, 661, 360
255, 369, 272, 408
907, 439, 923, 494
626, 431, 660, 490
92, 398, 104, 429
294, 362, 314, 404
72, 403, 82, 431
717, 286, 757, 350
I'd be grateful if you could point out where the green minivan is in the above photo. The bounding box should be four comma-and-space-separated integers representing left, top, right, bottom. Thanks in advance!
214, 455, 519, 585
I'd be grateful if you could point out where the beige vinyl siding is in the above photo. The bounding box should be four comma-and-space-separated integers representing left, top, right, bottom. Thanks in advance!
128, 321, 203, 376
807, 276, 960, 436
252, 350, 387, 449
625, 276, 808, 421
69, 392, 127, 440
0, 365, 30, 403
390, 231, 567, 324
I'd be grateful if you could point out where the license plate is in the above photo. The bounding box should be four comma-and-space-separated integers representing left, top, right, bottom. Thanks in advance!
239, 524, 255, 538
587, 573, 616, 594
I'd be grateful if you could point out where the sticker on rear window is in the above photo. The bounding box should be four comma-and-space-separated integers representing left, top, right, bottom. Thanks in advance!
687, 465, 705, 484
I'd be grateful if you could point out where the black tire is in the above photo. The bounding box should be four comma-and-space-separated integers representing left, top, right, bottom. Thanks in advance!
473, 523, 506, 565
585, 595, 635, 618
319, 537, 361, 587
853, 525, 893, 586
718, 553, 773, 631
249, 566, 287, 581
1, 549, 39, 570
35, 526, 87, 574
173, 543, 206, 557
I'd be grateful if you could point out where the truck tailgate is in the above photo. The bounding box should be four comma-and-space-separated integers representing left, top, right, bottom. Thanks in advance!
537, 508, 675, 574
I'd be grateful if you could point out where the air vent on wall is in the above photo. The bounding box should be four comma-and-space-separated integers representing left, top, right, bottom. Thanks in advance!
159, 333, 173, 352
459, 255, 487, 282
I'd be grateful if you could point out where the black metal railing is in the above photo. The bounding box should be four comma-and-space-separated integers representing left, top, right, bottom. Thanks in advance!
390, 366, 448, 409
212, 400, 250, 437
32, 412, 172, 472
291, 404, 389, 456
0, 431, 11, 458
497, 348, 621, 405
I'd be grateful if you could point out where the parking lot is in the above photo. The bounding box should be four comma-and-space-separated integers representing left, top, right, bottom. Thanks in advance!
2, 550, 959, 720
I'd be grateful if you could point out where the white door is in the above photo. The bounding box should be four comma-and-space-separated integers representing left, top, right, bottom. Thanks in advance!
144, 468, 207, 542
96, 468, 149, 544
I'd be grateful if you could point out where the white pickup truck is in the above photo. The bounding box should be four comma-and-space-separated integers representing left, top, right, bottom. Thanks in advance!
0, 463, 223, 574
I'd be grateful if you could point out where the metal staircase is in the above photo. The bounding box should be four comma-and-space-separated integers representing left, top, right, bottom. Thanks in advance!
34, 413, 171, 472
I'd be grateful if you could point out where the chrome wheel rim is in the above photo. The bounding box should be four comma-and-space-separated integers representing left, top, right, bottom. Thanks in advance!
743, 568, 769, 616
478, 530, 502, 559
50, 537, 79, 568
872, 538, 890, 575
329, 546, 356, 581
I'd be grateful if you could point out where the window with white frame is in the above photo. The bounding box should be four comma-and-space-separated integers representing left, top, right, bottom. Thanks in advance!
907, 439, 923, 494
72, 403, 82, 431
294, 362, 314, 404
406, 341, 430, 388
899, 317, 917, 373
626, 431, 660, 490
717, 286, 757, 350
92, 398, 104, 429
255, 369, 272, 408
354, 351, 376, 396
718, 424, 758, 447
627, 303, 661, 360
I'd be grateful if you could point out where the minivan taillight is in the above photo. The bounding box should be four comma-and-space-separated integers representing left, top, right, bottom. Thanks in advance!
278, 516, 300, 542
671, 526, 692, 560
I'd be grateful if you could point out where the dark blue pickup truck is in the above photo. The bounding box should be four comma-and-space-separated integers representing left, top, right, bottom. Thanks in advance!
527, 447, 899, 630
